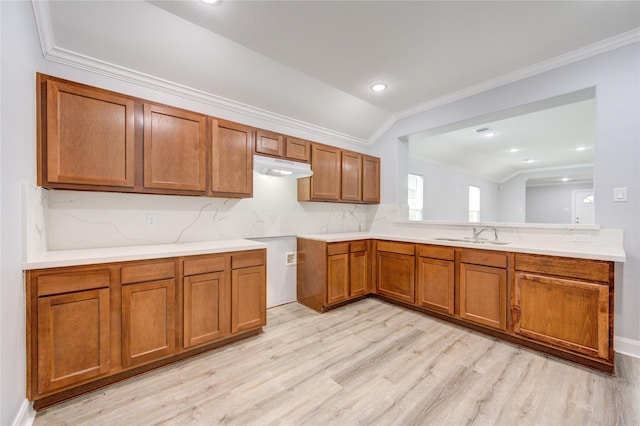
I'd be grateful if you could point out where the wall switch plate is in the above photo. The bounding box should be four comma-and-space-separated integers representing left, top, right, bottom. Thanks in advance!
285, 252, 296, 265
146, 214, 157, 228
613, 187, 628, 202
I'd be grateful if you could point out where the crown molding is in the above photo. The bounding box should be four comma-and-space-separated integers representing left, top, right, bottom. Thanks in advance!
392, 28, 640, 124
31, 0, 639, 147
30, 2, 370, 148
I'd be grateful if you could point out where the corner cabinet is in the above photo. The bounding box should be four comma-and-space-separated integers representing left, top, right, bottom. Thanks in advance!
26, 248, 266, 409
298, 143, 381, 204
297, 238, 372, 312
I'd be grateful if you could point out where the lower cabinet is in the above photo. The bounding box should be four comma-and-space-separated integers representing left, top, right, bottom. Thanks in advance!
513, 253, 612, 361
416, 245, 455, 315
299, 238, 615, 373
36, 285, 111, 394
376, 241, 415, 304
182, 254, 229, 349
459, 249, 508, 331
26, 248, 266, 408
327, 244, 349, 305
121, 260, 177, 367
296, 238, 371, 312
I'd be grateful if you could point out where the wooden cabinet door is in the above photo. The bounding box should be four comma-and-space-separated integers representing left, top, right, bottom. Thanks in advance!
459, 263, 507, 331
122, 279, 176, 367
327, 254, 349, 305
231, 266, 266, 333
37, 288, 111, 394
513, 272, 610, 359
362, 155, 380, 203
376, 252, 415, 304
42, 78, 135, 188
211, 119, 253, 197
183, 272, 230, 349
143, 103, 207, 192
255, 129, 284, 157
341, 151, 363, 201
285, 137, 310, 162
417, 257, 455, 315
309, 144, 341, 200
350, 250, 368, 297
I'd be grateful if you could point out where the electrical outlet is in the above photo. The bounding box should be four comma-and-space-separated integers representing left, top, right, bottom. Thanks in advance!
285, 252, 296, 265
146, 214, 157, 228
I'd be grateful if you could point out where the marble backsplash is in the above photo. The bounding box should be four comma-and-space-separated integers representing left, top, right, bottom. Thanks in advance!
22, 178, 403, 256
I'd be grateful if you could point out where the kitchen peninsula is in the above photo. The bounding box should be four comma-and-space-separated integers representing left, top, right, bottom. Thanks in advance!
297, 223, 625, 373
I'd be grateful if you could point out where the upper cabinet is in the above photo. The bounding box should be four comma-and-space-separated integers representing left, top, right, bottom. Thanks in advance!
341, 150, 363, 202
284, 137, 311, 163
298, 143, 380, 204
255, 129, 284, 158
362, 155, 380, 203
143, 103, 207, 193
254, 131, 311, 163
211, 119, 253, 198
36, 74, 377, 202
38, 76, 135, 190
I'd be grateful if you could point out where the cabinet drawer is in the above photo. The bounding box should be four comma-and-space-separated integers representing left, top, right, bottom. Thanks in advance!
231, 250, 265, 269
515, 254, 611, 283
376, 241, 415, 256
350, 240, 368, 252
121, 261, 176, 284
417, 245, 455, 261
460, 249, 507, 268
327, 242, 350, 255
37, 269, 111, 297
183, 255, 227, 276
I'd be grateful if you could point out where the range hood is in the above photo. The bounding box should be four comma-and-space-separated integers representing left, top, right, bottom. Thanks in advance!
253, 154, 313, 178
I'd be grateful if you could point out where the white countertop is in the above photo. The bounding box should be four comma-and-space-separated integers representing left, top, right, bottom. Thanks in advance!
298, 232, 626, 262
23, 239, 268, 270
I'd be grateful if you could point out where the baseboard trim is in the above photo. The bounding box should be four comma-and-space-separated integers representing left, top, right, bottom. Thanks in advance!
12, 399, 36, 426
614, 336, 640, 359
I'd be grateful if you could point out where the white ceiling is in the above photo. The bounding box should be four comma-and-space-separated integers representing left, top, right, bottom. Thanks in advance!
38, 1, 640, 143
409, 96, 595, 183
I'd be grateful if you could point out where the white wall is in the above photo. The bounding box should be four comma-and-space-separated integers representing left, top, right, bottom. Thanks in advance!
526, 183, 593, 224
375, 43, 640, 351
409, 157, 499, 222
1, 2, 43, 425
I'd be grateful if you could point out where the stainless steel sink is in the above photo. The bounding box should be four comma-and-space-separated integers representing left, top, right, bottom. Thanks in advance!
434, 237, 510, 245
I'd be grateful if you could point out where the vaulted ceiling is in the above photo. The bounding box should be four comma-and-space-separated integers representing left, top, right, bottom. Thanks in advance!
34, 1, 640, 145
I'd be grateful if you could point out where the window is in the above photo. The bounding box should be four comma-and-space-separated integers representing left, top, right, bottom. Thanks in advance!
469, 185, 480, 222
408, 174, 423, 220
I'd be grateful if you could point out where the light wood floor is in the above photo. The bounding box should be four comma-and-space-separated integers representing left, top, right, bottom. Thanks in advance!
34, 298, 640, 426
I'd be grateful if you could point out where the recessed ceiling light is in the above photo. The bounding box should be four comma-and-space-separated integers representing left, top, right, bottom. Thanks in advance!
371, 83, 387, 92
576, 146, 587, 151
561, 177, 570, 182
508, 148, 519, 153
201, 0, 221, 4
523, 159, 536, 164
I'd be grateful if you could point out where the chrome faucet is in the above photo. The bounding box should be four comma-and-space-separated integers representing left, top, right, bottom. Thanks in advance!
472, 226, 498, 241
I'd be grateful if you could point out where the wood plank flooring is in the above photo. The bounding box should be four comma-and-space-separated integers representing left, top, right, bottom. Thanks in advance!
34, 298, 640, 425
